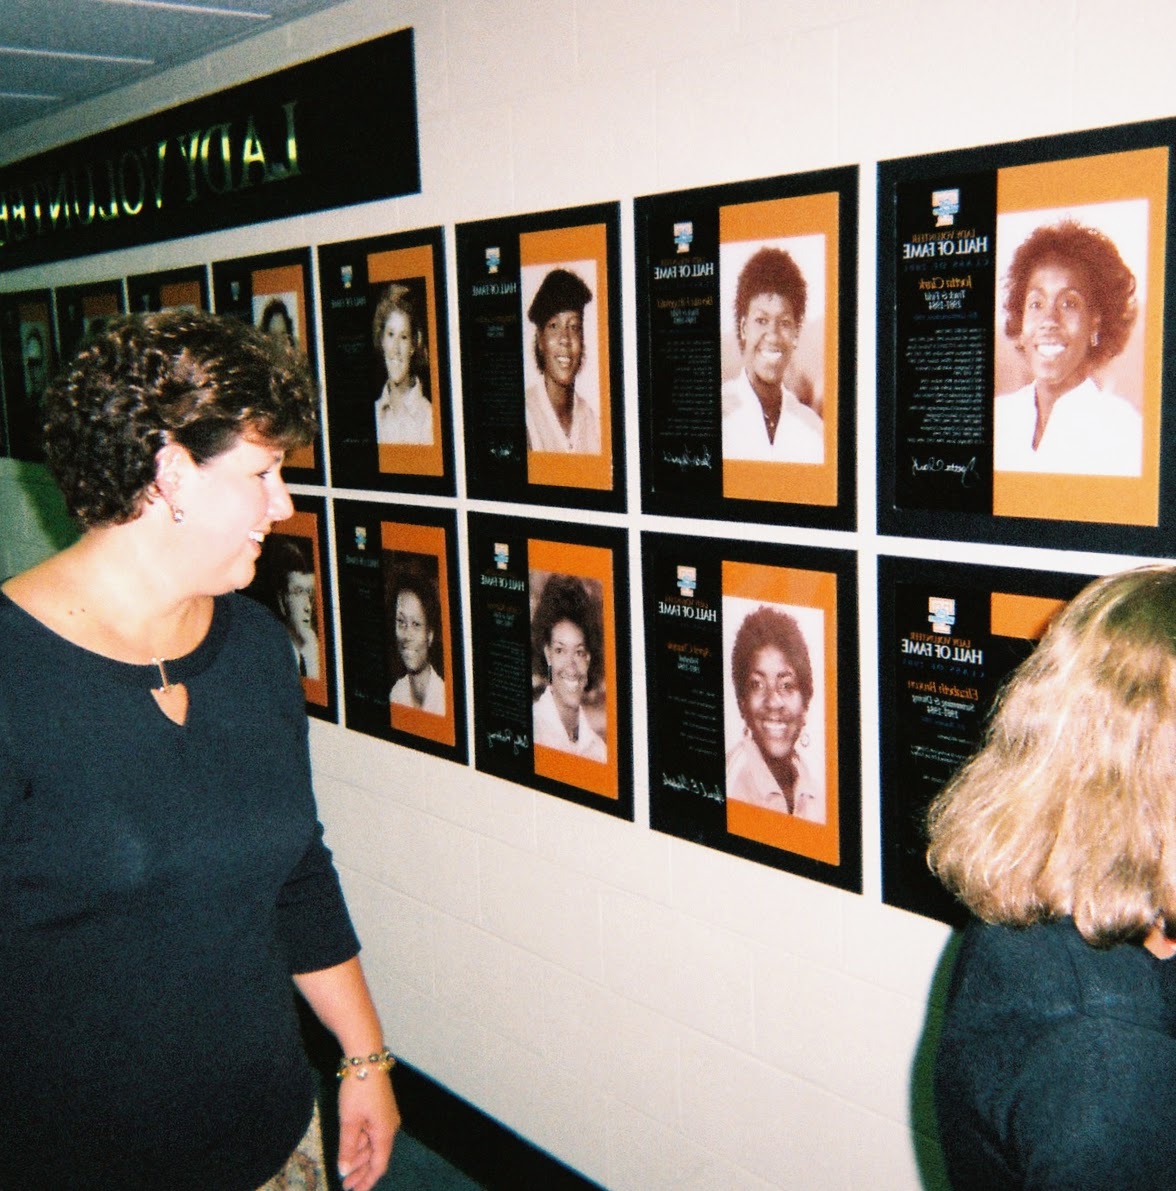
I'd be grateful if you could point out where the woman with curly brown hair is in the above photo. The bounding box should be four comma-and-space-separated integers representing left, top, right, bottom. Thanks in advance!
530, 572, 607, 761
995, 218, 1141, 475
928, 565, 1176, 1189
0, 311, 398, 1190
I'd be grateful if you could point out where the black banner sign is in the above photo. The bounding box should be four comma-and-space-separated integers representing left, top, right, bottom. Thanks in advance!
0, 29, 419, 271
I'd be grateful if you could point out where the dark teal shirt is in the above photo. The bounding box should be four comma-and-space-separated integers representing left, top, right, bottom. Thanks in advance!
0, 592, 359, 1190
936, 916, 1176, 1189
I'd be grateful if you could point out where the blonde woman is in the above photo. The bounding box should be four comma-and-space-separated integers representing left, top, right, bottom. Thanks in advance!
927, 565, 1176, 1190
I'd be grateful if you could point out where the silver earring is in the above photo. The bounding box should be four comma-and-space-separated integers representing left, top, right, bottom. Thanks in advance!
1091, 330, 1100, 347
172, 506, 185, 525
800, 730, 810, 750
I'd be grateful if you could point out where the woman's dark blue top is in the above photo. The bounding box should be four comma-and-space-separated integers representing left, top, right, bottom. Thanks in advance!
935, 916, 1176, 1189
0, 592, 359, 1190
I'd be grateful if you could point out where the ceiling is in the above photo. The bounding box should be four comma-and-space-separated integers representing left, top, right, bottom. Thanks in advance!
0, 0, 355, 148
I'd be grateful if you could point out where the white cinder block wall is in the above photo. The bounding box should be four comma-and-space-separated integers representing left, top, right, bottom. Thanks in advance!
3, 2, 1176, 1186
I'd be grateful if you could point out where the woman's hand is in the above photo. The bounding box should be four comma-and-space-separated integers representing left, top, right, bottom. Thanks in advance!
337, 1068, 400, 1191
291, 956, 400, 1191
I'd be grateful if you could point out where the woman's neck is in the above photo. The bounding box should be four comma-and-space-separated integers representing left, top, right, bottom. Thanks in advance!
543, 376, 575, 432
552, 692, 579, 742
748, 372, 783, 437
5, 526, 212, 664
384, 376, 415, 403
1032, 372, 1090, 448
763, 749, 798, 811
408, 665, 432, 707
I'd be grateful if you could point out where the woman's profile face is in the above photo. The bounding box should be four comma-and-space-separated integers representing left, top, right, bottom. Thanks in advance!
1018, 259, 1099, 393
381, 308, 415, 388
538, 310, 583, 389
741, 644, 807, 762
177, 435, 293, 596
740, 292, 799, 390
395, 590, 433, 675
544, 617, 590, 714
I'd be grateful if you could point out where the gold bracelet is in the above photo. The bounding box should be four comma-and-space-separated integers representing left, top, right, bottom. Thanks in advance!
336, 1045, 396, 1081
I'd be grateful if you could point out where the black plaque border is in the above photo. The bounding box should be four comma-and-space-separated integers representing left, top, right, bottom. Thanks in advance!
878, 555, 1093, 925
634, 166, 858, 529
456, 202, 626, 513
317, 225, 455, 498
0, 288, 55, 462
467, 510, 633, 820
126, 263, 210, 314
877, 116, 1176, 553
54, 278, 127, 365
333, 498, 468, 767
643, 530, 861, 893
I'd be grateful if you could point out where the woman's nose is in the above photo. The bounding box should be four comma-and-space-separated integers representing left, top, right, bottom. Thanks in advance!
270, 476, 294, 522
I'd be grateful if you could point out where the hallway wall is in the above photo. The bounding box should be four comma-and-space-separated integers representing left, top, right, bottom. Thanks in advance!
3, 2, 1174, 1186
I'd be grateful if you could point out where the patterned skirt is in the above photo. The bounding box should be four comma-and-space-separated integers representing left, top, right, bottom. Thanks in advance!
255, 1102, 328, 1191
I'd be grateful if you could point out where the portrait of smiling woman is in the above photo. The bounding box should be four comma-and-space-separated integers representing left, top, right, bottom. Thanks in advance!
372, 280, 433, 447
724, 601, 825, 822
523, 266, 601, 455
994, 216, 1142, 476
385, 561, 446, 715
530, 572, 607, 762
721, 244, 824, 465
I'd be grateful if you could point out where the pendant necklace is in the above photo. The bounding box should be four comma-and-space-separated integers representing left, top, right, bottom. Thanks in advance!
151, 656, 190, 725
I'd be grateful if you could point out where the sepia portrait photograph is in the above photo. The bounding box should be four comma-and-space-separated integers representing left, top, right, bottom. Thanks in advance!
721, 595, 827, 825
528, 569, 608, 765
719, 234, 827, 468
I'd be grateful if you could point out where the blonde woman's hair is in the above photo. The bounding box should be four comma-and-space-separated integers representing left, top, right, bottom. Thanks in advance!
926, 565, 1176, 946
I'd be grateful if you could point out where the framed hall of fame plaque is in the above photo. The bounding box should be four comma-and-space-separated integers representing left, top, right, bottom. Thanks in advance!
242, 494, 337, 723
333, 499, 466, 765
0, 289, 55, 462
878, 556, 1091, 926
126, 264, 209, 314
55, 278, 126, 364
643, 531, 860, 891
635, 167, 857, 529
456, 202, 625, 511
878, 117, 1176, 553
467, 511, 631, 817
213, 246, 321, 484
318, 227, 454, 496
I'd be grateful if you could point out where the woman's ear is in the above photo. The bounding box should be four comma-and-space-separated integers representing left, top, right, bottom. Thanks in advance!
153, 442, 195, 508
